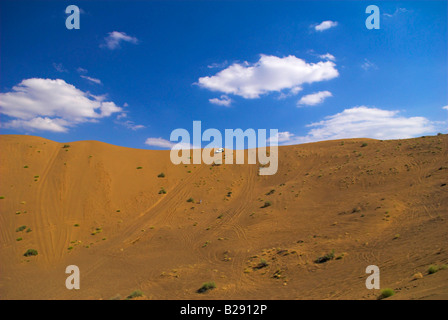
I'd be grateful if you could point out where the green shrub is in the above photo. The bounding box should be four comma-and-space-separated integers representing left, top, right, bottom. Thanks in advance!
197, 282, 216, 293
315, 250, 335, 264
254, 259, 269, 269
428, 265, 439, 274
378, 288, 395, 299
0, 196, 4, 199
16, 237, 23, 241
62, 145, 70, 148
157, 172, 165, 178
136, 166, 143, 169
187, 197, 194, 203
23, 249, 38, 257
361, 142, 368, 147
16, 225, 26, 232
126, 290, 144, 299
159, 188, 167, 194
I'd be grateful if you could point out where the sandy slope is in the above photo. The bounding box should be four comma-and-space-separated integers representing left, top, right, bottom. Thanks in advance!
0, 134, 447, 300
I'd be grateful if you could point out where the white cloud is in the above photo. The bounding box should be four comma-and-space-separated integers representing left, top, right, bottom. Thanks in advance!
116, 112, 127, 120
314, 20, 338, 32
318, 53, 336, 61
209, 95, 232, 106
4, 117, 70, 133
384, 8, 409, 18
81, 75, 102, 85
0, 78, 122, 132
198, 54, 339, 99
361, 58, 377, 71
116, 119, 145, 131
144, 137, 193, 150
102, 31, 138, 50
443, 105, 448, 110
278, 86, 303, 100
298, 91, 332, 107
207, 61, 228, 69
268, 131, 295, 145
77, 67, 88, 74
275, 106, 437, 145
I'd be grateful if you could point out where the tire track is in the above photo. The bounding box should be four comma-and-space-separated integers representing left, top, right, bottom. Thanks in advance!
33, 145, 61, 264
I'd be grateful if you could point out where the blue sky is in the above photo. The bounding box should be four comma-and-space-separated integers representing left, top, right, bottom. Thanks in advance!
0, 0, 447, 149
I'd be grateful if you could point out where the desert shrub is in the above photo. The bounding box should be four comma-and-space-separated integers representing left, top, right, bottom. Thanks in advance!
428, 265, 439, 274
261, 201, 272, 208
187, 197, 194, 203
126, 290, 144, 299
62, 145, 70, 148
136, 166, 143, 169
254, 259, 269, 269
378, 288, 395, 299
23, 249, 38, 257
0, 196, 4, 199
315, 250, 335, 264
157, 172, 165, 178
16, 225, 26, 232
197, 282, 216, 293
16, 237, 23, 241
361, 142, 368, 147
266, 189, 275, 195
159, 187, 167, 194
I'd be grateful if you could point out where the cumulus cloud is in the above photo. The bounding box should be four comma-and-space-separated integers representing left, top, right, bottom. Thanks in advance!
81, 75, 102, 85
209, 95, 232, 106
314, 20, 338, 31
102, 31, 138, 50
443, 105, 448, 110
0, 78, 122, 132
274, 106, 437, 145
197, 54, 339, 99
298, 91, 332, 107
4, 117, 71, 133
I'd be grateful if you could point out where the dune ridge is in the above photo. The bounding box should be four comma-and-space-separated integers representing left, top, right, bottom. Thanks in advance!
0, 134, 447, 300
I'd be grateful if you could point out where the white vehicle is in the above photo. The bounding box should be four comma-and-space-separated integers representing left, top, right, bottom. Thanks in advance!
214, 148, 224, 154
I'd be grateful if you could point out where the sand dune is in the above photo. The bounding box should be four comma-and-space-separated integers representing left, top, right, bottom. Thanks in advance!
0, 134, 447, 300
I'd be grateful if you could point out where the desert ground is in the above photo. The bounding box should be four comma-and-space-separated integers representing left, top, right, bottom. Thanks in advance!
0, 134, 447, 300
